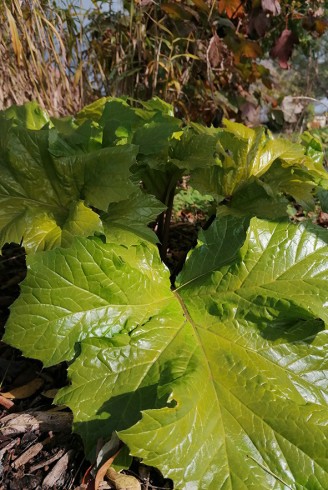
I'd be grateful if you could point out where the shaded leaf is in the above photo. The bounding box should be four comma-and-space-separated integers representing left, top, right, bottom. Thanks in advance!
170, 128, 219, 169
248, 10, 270, 38
270, 29, 298, 69
217, 178, 289, 218
317, 188, 328, 213
103, 189, 165, 244
132, 119, 181, 157
177, 215, 249, 284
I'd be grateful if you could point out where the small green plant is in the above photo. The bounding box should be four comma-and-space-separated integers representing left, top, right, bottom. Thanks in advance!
173, 186, 214, 219
2, 98, 328, 489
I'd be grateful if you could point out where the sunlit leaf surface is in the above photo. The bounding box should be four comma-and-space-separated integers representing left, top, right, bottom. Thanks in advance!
5, 218, 328, 488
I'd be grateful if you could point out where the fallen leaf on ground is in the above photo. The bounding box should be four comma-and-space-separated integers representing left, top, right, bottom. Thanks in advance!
0, 394, 14, 409
107, 468, 141, 490
95, 448, 121, 490
1, 377, 44, 399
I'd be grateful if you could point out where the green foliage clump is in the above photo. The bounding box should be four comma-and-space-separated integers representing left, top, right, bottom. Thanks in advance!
2, 98, 328, 489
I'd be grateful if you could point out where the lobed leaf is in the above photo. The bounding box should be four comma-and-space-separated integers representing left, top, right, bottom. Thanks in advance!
5, 218, 328, 488
0, 119, 143, 252
2, 101, 50, 130
188, 121, 328, 217
103, 189, 166, 244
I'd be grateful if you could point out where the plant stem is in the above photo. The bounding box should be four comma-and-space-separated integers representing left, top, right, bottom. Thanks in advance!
202, 213, 216, 230
159, 184, 176, 262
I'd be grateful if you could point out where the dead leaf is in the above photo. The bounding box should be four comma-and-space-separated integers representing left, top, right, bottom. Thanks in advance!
318, 212, 328, 227
261, 0, 281, 16
1, 377, 44, 399
0, 394, 14, 409
95, 449, 121, 490
82, 464, 94, 486
42, 388, 59, 399
161, 3, 195, 20
281, 96, 303, 123
190, 0, 209, 13
4, 5, 23, 65
314, 19, 328, 36
240, 39, 262, 58
241, 102, 260, 125
134, 0, 153, 6
270, 29, 298, 69
107, 468, 141, 490
207, 33, 224, 67
314, 7, 325, 18
218, 0, 244, 18
248, 10, 270, 38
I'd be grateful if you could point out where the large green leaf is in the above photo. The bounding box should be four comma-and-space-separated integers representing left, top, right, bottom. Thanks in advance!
169, 129, 219, 170
103, 189, 166, 244
100, 98, 181, 150
5, 219, 328, 488
189, 121, 328, 215
2, 101, 50, 130
317, 188, 328, 213
217, 179, 289, 219
0, 121, 138, 252
301, 131, 325, 166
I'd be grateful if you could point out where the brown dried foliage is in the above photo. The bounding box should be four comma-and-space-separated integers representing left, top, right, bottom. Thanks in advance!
0, 0, 327, 123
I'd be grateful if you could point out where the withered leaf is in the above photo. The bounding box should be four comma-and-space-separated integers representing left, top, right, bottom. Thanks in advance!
218, 0, 244, 18
207, 33, 223, 68
261, 0, 281, 16
270, 29, 298, 69
248, 10, 270, 38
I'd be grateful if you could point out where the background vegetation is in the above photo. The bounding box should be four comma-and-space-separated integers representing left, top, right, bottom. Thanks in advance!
1, 0, 328, 129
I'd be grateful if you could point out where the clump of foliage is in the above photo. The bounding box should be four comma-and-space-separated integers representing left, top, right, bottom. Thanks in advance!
2, 98, 328, 488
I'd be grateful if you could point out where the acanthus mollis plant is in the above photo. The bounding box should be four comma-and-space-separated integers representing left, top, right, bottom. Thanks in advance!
2, 98, 328, 489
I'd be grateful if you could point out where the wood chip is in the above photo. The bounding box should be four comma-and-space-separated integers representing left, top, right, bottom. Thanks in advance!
12, 442, 43, 469
0, 410, 73, 436
42, 449, 74, 488
0, 438, 19, 459
30, 448, 65, 472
